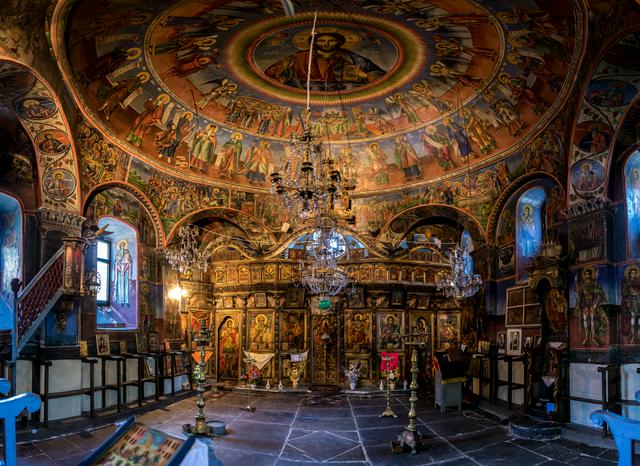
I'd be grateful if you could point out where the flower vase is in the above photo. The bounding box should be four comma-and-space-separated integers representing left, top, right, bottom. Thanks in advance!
390, 382, 396, 390
349, 382, 357, 390
250, 383, 256, 390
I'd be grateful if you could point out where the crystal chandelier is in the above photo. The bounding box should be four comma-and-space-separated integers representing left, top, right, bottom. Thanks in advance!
296, 216, 351, 309
165, 226, 211, 274
436, 244, 482, 299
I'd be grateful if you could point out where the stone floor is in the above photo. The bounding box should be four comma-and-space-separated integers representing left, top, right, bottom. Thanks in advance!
6, 390, 619, 465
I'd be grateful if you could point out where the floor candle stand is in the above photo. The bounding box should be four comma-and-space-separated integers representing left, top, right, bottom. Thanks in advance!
242, 354, 257, 412
379, 345, 397, 418
392, 331, 427, 454
183, 319, 215, 437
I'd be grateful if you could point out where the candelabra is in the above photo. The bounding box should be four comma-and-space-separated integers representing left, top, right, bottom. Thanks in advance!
242, 354, 257, 412
165, 225, 211, 275
392, 332, 426, 454
379, 345, 397, 418
436, 244, 482, 299
183, 319, 214, 437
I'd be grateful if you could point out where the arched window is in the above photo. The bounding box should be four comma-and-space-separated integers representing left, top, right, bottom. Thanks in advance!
516, 187, 546, 282
625, 149, 640, 259
96, 216, 138, 330
0, 193, 22, 330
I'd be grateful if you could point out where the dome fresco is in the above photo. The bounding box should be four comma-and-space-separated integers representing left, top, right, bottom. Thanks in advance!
60, 0, 582, 197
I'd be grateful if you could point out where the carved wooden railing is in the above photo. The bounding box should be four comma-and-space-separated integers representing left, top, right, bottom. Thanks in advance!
14, 248, 64, 354
0, 378, 41, 466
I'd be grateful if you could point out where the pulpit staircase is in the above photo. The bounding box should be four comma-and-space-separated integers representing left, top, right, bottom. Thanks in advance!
11, 247, 66, 358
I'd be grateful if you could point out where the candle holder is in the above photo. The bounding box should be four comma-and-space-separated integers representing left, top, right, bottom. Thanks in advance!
242, 354, 257, 412
183, 319, 215, 437
392, 331, 426, 454
379, 345, 397, 418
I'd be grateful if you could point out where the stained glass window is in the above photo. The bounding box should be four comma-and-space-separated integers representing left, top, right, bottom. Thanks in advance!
516, 187, 546, 282
626, 150, 640, 259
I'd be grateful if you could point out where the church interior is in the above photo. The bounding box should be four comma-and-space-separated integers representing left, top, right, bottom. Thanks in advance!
1, 0, 640, 464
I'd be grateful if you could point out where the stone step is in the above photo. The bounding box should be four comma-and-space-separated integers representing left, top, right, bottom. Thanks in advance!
509, 413, 562, 441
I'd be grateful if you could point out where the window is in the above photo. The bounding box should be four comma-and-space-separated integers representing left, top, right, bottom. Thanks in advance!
0, 193, 22, 330
96, 216, 138, 330
96, 239, 110, 305
625, 150, 640, 259
516, 187, 546, 282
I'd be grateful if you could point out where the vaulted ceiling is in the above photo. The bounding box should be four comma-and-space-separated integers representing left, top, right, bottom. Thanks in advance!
56, 0, 584, 197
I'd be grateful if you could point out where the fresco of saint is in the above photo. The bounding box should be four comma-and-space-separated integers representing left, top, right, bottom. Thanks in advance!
264, 32, 386, 91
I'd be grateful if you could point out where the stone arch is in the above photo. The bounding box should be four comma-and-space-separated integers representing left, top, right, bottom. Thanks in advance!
0, 57, 81, 213
84, 181, 165, 248
376, 204, 486, 251
486, 172, 564, 241
568, 26, 640, 206
166, 207, 276, 250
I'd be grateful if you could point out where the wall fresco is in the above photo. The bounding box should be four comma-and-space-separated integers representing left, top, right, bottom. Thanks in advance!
59, 0, 583, 195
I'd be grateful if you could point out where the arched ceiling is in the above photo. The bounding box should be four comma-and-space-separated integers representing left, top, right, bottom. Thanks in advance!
56, 0, 584, 196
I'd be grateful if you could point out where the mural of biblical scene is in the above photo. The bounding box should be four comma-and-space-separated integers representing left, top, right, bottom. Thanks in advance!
574, 121, 613, 156
626, 150, 640, 259
218, 315, 240, 380
0, 112, 37, 208
570, 158, 605, 201
0, 194, 22, 321
128, 158, 228, 232
280, 311, 306, 353
377, 312, 403, 351
516, 187, 545, 282
437, 312, 460, 349
571, 266, 609, 349
620, 264, 640, 345
77, 119, 130, 190
312, 315, 339, 384
63, 0, 581, 195
345, 311, 372, 354
14, 96, 57, 120
568, 31, 640, 207
249, 312, 274, 351
96, 216, 139, 330
410, 312, 433, 383
85, 187, 157, 247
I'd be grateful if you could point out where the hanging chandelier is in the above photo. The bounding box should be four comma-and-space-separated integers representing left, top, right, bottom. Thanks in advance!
270, 115, 356, 223
297, 216, 351, 309
436, 244, 482, 299
165, 225, 211, 274
269, 12, 356, 224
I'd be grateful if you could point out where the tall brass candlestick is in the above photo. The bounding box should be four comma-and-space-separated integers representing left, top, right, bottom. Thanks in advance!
379, 346, 397, 418
242, 354, 257, 412
183, 319, 214, 437
393, 331, 426, 454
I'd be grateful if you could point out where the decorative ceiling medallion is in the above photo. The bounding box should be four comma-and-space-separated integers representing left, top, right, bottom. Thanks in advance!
227, 11, 422, 106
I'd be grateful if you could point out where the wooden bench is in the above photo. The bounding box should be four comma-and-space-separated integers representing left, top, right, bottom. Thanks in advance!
590, 389, 640, 466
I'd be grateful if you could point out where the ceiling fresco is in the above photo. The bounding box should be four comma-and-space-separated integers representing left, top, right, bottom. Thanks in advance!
59, 0, 584, 196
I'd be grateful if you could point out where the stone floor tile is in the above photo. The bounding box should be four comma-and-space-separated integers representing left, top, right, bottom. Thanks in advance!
448, 426, 512, 452
467, 441, 549, 465
34, 437, 82, 461
287, 431, 360, 462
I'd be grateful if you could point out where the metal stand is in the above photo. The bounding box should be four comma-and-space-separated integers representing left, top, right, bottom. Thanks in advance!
242, 355, 257, 412
379, 348, 397, 418
392, 332, 426, 454
183, 320, 214, 437
395, 347, 422, 453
